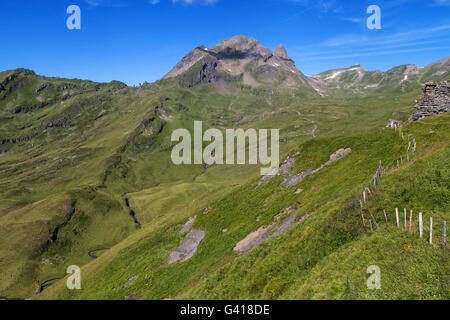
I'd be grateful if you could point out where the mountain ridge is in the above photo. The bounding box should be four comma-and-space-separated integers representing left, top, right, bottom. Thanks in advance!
2, 35, 448, 98
162, 35, 449, 97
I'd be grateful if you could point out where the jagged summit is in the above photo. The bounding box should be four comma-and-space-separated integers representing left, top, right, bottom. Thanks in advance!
162, 35, 311, 91
273, 44, 289, 60
213, 35, 271, 56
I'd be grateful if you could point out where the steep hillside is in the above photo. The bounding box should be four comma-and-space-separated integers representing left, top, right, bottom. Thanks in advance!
38, 113, 449, 300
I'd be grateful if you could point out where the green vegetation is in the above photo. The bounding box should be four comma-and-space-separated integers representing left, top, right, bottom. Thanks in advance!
0, 63, 448, 300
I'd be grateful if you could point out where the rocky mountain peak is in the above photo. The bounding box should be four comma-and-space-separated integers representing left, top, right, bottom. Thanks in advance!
273, 44, 289, 59
213, 35, 272, 60
163, 35, 306, 89
214, 35, 261, 49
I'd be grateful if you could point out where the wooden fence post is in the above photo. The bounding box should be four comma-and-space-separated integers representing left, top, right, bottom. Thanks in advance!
419, 212, 423, 238
384, 210, 388, 224
409, 210, 412, 232
363, 191, 366, 203
371, 214, 379, 229
360, 200, 367, 232
404, 208, 407, 229
369, 220, 373, 232
396, 208, 400, 227
429, 217, 433, 244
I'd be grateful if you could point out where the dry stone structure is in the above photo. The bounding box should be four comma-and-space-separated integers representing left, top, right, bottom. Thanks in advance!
411, 80, 449, 121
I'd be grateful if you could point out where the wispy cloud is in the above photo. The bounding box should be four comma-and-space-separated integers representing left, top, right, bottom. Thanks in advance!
84, 0, 127, 8
171, 0, 218, 5
340, 17, 364, 24
295, 46, 450, 62
281, 0, 338, 23
86, 0, 218, 6
433, 0, 450, 6
290, 23, 450, 64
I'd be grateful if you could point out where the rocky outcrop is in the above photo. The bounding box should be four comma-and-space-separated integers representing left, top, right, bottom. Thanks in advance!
168, 229, 205, 264
411, 80, 449, 121
386, 119, 403, 129
273, 44, 289, 60
163, 46, 211, 79
0, 136, 33, 145
257, 148, 352, 188
109, 80, 128, 92
233, 204, 306, 255
179, 216, 196, 234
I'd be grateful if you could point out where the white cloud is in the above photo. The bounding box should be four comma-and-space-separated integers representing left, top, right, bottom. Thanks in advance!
294, 46, 450, 62
84, 0, 126, 8
289, 24, 450, 63
434, 0, 450, 5
340, 17, 364, 24
171, 0, 218, 5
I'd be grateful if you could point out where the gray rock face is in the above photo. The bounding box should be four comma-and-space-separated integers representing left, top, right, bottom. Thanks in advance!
214, 35, 272, 60
386, 119, 403, 129
233, 205, 303, 255
273, 44, 289, 60
411, 80, 450, 121
168, 229, 205, 264
257, 148, 352, 188
163, 46, 212, 79
179, 216, 196, 234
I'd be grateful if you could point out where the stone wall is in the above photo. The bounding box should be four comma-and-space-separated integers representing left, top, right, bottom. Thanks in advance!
411, 80, 449, 121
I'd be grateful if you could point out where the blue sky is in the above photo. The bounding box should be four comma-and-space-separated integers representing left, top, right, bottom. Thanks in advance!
1, 0, 449, 85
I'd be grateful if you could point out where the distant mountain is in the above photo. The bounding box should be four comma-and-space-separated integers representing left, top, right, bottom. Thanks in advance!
306, 57, 450, 96
163, 35, 449, 98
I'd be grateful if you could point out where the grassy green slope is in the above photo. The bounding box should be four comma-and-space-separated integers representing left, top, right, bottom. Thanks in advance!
0, 67, 320, 297
1, 65, 447, 299
38, 112, 449, 300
